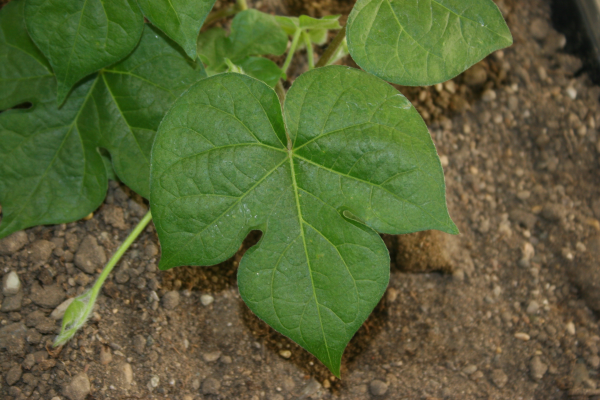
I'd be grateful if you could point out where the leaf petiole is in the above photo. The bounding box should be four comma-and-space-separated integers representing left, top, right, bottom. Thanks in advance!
54, 210, 153, 347
282, 29, 302, 74
315, 26, 346, 68
303, 31, 314, 69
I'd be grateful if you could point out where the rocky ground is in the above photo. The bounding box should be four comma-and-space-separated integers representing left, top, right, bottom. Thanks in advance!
1, 0, 600, 399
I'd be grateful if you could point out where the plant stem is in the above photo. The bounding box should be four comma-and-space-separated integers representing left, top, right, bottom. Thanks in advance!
275, 80, 286, 106
54, 210, 153, 346
282, 29, 302, 74
204, 5, 238, 26
303, 31, 314, 69
236, 0, 248, 11
315, 26, 346, 68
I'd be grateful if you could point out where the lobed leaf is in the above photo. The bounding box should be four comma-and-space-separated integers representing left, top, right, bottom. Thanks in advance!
346, 0, 513, 86
150, 66, 457, 375
25, 0, 144, 103
137, 0, 217, 60
0, 21, 206, 239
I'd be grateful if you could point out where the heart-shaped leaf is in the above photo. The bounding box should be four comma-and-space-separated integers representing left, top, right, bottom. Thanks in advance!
0, 22, 206, 239
150, 66, 457, 375
197, 9, 288, 85
137, 0, 217, 59
346, 0, 513, 86
25, 0, 144, 103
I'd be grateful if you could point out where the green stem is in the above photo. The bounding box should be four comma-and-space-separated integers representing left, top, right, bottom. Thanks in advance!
303, 31, 314, 69
236, 0, 248, 11
282, 29, 302, 74
54, 211, 153, 346
275, 80, 286, 106
204, 5, 238, 26
315, 26, 346, 68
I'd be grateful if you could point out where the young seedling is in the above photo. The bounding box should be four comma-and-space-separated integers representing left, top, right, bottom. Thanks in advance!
0, 0, 511, 376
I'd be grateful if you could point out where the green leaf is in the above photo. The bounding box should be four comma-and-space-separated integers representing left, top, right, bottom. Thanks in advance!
0, 24, 206, 239
25, 0, 144, 103
0, 0, 54, 109
198, 9, 288, 73
150, 66, 457, 376
237, 57, 282, 88
346, 0, 513, 86
137, 0, 217, 59
299, 15, 342, 30
275, 15, 299, 36
276, 15, 342, 46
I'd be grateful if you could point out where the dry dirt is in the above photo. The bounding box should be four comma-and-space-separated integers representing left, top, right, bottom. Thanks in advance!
1, 0, 600, 399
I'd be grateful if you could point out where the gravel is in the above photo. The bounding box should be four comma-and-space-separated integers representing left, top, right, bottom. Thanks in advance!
29, 240, 56, 264
30, 283, 66, 308
530, 356, 548, 381
1, 291, 23, 312
5, 365, 22, 386
161, 291, 180, 310
491, 369, 508, 389
74, 235, 107, 274
2, 271, 21, 296
0, 231, 28, 255
63, 373, 90, 400
0, 323, 26, 356
202, 377, 221, 395
133, 334, 147, 355
369, 379, 388, 396
200, 294, 214, 306
202, 350, 222, 362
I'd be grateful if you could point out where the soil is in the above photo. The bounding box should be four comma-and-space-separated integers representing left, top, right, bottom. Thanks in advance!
1, 0, 600, 399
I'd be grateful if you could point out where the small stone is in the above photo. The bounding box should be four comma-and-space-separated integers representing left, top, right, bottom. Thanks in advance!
162, 291, 180, 310
463, 64, 488, 86
115, 270, 129, 284
369, 380, 388, 396
121, 363, 133, 385
5, 365, 22, 386
145, 243, 159, 258
102, 204, 127, 229
50, 298, 75, 320
0, 231, 28, 255
63, 373, 90, 400
491, 369, 508, 388
150, 375, 160, 388
29, 240, 56, 264
463, 365, 478, 375
530, 356, 548, 381
530, 18, 550, 40
566, 86, 577, 100
100, 346, 112, 365
3, 271, 21, 296
74, 235, 107, 274
0, 323, 26, 355
482, 89, 497, 102
541, 203, 566, 222
522, 242, 535, 261
30, 283, 66, 308
202, 377, 221, 395
515, 332, 530, 341
300, 379, 321, 397
133, 334, 146, 355
526, 300, 540, 314
192, 378, 201, 390
202, 350, 222, 362
279, 350, 292, 359
588, 354, 600, 369
200, 294, 214, 306
566, 321, 576, 335
573, 363, 589, 387
1, 291, 23, 312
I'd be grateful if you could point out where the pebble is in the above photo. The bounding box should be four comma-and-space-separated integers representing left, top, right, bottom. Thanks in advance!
0, 231, 28, 255
202, 377, 221, 395
1, 291, 23, 312
50, 298, 75, 320
63, 373, 90, 400
150, 375, 160, 388
526, 300, 540, 314
530, 356, 548, 381
566, 86, 577, 100
120, 363, 133, 387
30, 283, 66, 308
133, 334, 147, 355
29, 240, 56, 264
200, 294, 214, 306
5, 364, 22, 386
162, 291, 180, 310
369, 380, 388, 396
74, 235, 107, 274
463, 365, 478, 375
530, 18, 550, 40
541, 203, 566, 222
202, 350, 222, 362
100, 346, 112, 365
515, 332, 530, 341
2, 271, 21, 296
279, 350, 292, 359
0, 323, 26, 355
482, 89, 497, 102
102, 204, 127, 229
463, 64, 488, 86
491, 369, 508, 388
566, 321, 576, 335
